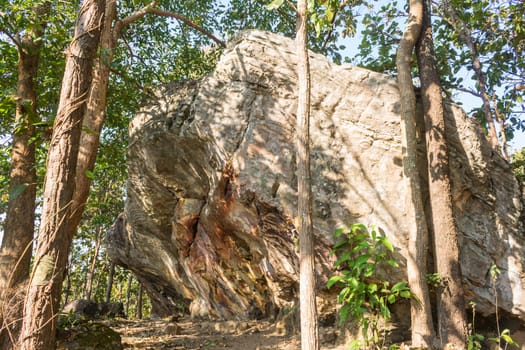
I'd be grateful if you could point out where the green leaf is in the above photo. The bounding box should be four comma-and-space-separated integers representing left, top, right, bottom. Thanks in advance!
266, 0, 284, 10
386, 259, 399, 267
339, 304, 351, 323
351, 223, 367, 234
335, 251, 351, 266
501, 329, 519, 347
391, 281, 408, 293
400, 290, 411, 298
327, 275, 343, 289
382, 237, 394, 252
85, 169, 95, 179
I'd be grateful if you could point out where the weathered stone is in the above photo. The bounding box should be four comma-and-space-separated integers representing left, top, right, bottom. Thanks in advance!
106, 30, 525, 321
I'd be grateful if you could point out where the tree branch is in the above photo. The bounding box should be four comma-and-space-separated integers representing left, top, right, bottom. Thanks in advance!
113, 1, 159, 38
113, 1, 225, 47
0, 13, 22, 48
147, 8, 225, 47
453, 86, 481, 97
321, 0, 348, 50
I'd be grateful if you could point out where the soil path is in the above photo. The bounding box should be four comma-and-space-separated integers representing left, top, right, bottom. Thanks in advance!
105, 317, 347, 350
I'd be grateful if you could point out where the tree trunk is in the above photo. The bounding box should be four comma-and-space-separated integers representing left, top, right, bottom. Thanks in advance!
416, 1, 468, 348
105, 261, 115, 303
68, 0, 117, 234
19, 1, 105, 348
125, 274, 133, 317
395, 0, 435, 347
296, 1, 319, 350
85, 226, 102, 301
0, 3, 50, 349
63, 264, 71, 306
492, 96, 509, 160
137, 283, 143, 319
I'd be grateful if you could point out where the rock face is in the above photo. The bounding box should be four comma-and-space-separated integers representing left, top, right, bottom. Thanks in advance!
107, 30, 525, 320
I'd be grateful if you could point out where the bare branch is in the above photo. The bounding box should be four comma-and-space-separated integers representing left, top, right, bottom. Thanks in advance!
147, 8, 225, 47
113, 1, 159, 38
113, 1, 225, 47
322, 0, 348, 50
453, 86, 481, 97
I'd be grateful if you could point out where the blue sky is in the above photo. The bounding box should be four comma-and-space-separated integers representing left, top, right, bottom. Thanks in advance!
340, 0, 525, 154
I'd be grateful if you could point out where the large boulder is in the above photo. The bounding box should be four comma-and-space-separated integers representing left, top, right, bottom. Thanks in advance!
106, 30, 525, 320
62, 300, 126, 319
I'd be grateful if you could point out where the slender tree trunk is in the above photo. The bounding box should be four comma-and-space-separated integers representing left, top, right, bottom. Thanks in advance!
492, 96, 509, 160
85, 226, 103, 301
19, 1, 105, 348
68, 0, 117, 234
0, 3, 50, 349
63, 264, 71, 306
442, 1, 500, 152
67, 0, 226, 238
296, 1, 319, 350
137, 283, 143, 319
396, 0, 435, 347
125, 274, 133, 317
416, 1, 467, 348
105, 261, 115, 303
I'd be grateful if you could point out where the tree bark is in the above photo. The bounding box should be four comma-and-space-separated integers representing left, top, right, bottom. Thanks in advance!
0, 3, 50, 349
395, 0, 435, 347
68, 0, 117, 235
492, 96, 509, 160
416, 1, 467, 348
296, 1, 319, 350
19, 1, 105, 348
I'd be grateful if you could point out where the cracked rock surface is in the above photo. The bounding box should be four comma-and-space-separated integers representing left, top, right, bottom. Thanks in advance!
107, 30, 525, 320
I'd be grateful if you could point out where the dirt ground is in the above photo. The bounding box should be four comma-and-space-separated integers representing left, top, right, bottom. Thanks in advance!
105, 317, 349, 350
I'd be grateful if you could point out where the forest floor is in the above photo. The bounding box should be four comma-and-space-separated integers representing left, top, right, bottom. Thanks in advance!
105, 317, 349, 350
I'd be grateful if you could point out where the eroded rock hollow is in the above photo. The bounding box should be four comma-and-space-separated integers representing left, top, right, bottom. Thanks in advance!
107, 30, 525, 320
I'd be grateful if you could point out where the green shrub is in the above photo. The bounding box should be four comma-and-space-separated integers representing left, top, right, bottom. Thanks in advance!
327, 224, 411, 349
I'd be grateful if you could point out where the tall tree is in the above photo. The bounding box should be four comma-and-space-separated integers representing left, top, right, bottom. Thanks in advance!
19, 1, 105, 348
354, 0, 524, 147
84, 226, 103, 301
395, 0, 435, 347
296, 0, 319, 349
416, 0, 467, 347
68, 0, 225, 256
0, 2, 51, 348
137, 283, 144, 319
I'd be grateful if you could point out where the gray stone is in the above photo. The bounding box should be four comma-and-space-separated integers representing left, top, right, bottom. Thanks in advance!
106, 30, 525, 321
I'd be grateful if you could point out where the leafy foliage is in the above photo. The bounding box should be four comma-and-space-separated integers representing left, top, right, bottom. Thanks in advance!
350, 0, 525, 143
327, 224, 411, 349
511, 147, 525, 182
